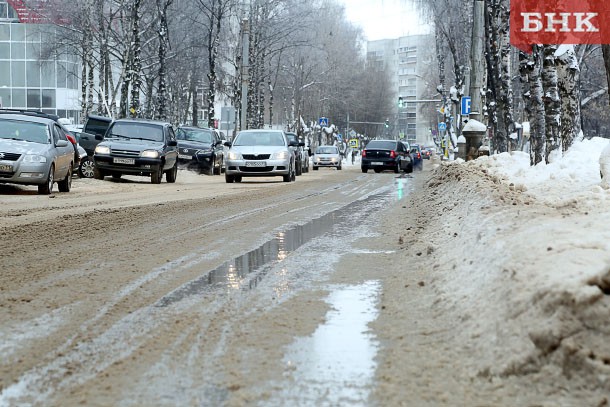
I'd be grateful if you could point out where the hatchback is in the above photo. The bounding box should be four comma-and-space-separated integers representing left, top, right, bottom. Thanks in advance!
312, 145, 342, 170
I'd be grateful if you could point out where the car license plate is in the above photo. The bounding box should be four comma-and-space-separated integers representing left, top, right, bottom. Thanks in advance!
113, 157, 135, 165
178, 154, 192, 160
0, 164, 12, 172
372, 162, 383, 166
245, 161, 266, 167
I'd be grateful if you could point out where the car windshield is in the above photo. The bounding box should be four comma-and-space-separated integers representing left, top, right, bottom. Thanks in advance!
233, 131, 285, 146
286, 134, 298, 144
177, 128, 213, 143
366, 141, 395, 150
316, 146, 338, 154
108, 122, 164, 142
0, 120, 49, 144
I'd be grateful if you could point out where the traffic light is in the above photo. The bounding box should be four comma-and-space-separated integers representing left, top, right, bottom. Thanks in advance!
398, 96, 403, 108
384, 119, 389, 128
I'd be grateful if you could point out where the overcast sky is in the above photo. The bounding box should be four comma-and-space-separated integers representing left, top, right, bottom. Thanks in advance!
338, 0, 429, 41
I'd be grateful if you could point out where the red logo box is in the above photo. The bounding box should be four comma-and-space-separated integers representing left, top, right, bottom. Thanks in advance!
510, 0, 610, 51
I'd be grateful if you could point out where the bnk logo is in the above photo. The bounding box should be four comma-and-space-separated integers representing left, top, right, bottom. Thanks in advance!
510, 0, 610, 51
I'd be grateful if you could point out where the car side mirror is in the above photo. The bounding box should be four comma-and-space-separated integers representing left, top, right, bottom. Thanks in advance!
168, 140, 178, 147
298, 142, 305, 147
56, 140, 69, 147
95, 135, 104, 141
288, 141, 298, 147
224, 141, 232, 147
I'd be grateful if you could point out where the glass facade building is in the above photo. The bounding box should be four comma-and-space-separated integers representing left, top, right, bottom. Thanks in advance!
0, 1, 80, 121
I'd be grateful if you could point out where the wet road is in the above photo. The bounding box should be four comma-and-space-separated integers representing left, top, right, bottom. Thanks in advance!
0, 167, 415, 406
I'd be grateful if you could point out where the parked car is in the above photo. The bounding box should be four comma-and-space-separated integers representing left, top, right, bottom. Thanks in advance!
78, 114, 113, 156
0, 112, 75, 194
93, 119, 179, 184
361, 139, 413, 173
285, 132, 308, 175
409, 144, 424, 171
176, 126, 225, 175
312, 145, 342, 170
224, 129, 297, 183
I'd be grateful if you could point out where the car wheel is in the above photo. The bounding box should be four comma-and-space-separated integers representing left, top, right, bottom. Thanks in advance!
166, 161, 178, 183
374, 168, 382, 173
235, 176, 242, 183
151, 165, 163, 184
38, 164, 54, 195
207, 158, 215, 176
225, 174, 235, 183
313, 166, 318, 171
58, 166, 72, 192
361, 167, 368, 173
78, 156, 94, 178
407, 164, 413, 173
337, 165, 342, 170
111, 173, 122, 180
93, 166, 105, 180
296, 161, 302, 176
394, 162, 400, 173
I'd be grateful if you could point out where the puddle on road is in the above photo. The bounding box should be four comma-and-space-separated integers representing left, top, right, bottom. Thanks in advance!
157, 176, 407, 308
267, 281, 381, 405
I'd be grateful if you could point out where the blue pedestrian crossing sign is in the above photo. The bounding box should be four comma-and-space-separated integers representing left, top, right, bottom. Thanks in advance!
438, 122, 447, 131
318, 117, 329, 127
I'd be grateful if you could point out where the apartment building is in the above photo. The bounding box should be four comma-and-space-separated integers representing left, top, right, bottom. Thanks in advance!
367, 34, 436, 144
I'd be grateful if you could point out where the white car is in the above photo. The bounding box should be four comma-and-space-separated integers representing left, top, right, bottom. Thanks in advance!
224, 129, 297, 183
312, 145, 342, 170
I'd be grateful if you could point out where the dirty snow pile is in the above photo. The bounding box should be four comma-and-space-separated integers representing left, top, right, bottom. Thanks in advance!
424, 137, 610, 397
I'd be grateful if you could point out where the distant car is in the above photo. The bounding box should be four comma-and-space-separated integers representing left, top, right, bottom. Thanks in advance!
0, 112, 75, 194
176, 126, 225, 175
409, 144, 424, 171
224, 129, 297, 183
285, 132, 308, 175
361, 139, 412, 173
312, 145, 342, 170
93, 119, 179, 184
421, 147, 431, 159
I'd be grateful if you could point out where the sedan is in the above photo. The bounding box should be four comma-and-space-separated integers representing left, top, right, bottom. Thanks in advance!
312, 145, 342, 170
0, 113, 74, 194
224, 129, 297, 183
361, 139, 412, 173
176, 126, 225, 175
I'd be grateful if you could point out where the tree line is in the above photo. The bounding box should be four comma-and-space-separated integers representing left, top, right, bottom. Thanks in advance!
27, 0, 393, 138
416, 0, 610, 165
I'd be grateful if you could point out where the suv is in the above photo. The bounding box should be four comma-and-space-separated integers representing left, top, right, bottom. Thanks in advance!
0, 111, 75, 194
93, 119, 179, 184
285, 132, 307, 175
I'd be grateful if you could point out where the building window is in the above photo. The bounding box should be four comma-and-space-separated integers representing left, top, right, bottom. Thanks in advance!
0, 87, 10, 107
42, 89, 55, 108
11, 60, 24, 86
0, 60, 8, 86
27, 89, 41, 108
12, 88, 25, 107
11, 41, 24, 59
26, 61, 40, 86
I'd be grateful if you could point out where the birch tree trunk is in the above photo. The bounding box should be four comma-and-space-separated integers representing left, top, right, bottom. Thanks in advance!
556, 46, 582, 151
602, 45, 610, 105
156, 0, 172, 120
129, 0, 142, 118
529, 45, 545, 165
542, 45, 561, 162
518, 50, 531, 151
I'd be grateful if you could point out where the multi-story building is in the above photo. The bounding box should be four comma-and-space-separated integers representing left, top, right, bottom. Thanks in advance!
367, 34, 436, 145
0, 1, 80, 122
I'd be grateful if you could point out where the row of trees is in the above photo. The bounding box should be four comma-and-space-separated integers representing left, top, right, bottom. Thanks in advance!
416, 0, 610, 165
28, 0, 393, 138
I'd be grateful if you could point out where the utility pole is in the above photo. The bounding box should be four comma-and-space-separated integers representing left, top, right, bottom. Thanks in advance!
240, 18, 250, 131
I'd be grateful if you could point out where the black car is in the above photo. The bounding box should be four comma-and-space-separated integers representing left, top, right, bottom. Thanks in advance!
361, 139, 413, 173
93, 119, 179, 184
285, 132, 306, 175
409, 144, 424, 171
176, 126, 225, 175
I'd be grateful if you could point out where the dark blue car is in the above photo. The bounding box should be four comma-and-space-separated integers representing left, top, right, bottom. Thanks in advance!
409, 144, 424, 171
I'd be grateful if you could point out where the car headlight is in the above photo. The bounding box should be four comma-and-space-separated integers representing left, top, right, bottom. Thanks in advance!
141, 150, 160, 159
23, 154, 47, 163
272, 151, 290, 160
95, 145, 110, 154
228, 151, 242, 160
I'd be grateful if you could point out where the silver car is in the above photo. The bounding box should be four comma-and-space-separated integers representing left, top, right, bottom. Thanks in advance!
312, 145, 342, 170
0, 113, 74, 194
224, 129, 297, 183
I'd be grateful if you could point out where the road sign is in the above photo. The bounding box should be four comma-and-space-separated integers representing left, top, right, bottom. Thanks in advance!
438, 122, 447, 131
318, 117, 329, 127
349, 138, 359, 148
461, 96, 472, 115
